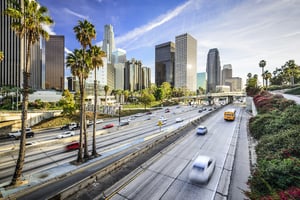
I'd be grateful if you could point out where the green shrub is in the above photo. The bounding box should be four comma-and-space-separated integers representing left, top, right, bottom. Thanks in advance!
256, 126, 300, 160
247, 158, 300, 198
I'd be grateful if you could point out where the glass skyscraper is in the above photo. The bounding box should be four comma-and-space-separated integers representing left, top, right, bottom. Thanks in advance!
102, 24, 115, 64
206, 48, 221, 93
155, 42, 175, 87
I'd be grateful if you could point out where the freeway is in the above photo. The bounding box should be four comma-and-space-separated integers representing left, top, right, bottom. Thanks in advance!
96, 105, 244, 200
0, 105, 215, 198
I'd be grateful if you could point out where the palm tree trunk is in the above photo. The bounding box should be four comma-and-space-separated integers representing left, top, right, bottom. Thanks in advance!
77, 76, 84, 163
92, 78, 97, 156
83, 80, 89, 159
10, 37, 32, 186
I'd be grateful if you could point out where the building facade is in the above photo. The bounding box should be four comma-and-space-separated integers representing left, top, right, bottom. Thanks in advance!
174, 33, 197, 92
155, 42, 175, 87
124, 58, 142, 92
1, 0, 41, 89
224, 77, 242, 92
102, 24, 115, 64
222, 64, 232, 85
112, 48, 126, 90
206, 48, 221, 93
43, 35, 65, 90
197, 72, 207, 94
142, 67, 151, 89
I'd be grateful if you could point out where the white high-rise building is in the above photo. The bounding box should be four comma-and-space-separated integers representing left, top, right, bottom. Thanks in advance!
174, 33, 197, 92
112, 48, 126, 90
102, 24, 115, 64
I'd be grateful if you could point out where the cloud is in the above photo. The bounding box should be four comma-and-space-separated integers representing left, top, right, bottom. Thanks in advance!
64, 47, 72, 55
64, 8, 89, 19
42, 24, 56, 35
115, 0, 191, 46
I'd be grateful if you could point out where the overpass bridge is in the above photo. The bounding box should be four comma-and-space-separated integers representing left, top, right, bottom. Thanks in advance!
171, 91, 246, 105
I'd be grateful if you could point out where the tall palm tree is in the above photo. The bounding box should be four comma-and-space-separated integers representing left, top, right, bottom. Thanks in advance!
104, 85, 109, 106
4, 0, 53, 186
66, 49, 90, 163
88, 45, 105, 157
73, 19, 96, 160
0, 51, 4, 62
259, 60, 266, 87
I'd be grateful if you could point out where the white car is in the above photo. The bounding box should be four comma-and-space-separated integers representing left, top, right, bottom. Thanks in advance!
56, 131, 75, 139
189, 155, 215, 184
159, 116, 167, 121
96, 119, 104, 124
175, 117, 184, 123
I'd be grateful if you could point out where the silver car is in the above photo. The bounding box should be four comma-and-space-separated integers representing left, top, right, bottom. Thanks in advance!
56, 131, 75, 139
196, 125, 208, 135
189, 155, 215, 184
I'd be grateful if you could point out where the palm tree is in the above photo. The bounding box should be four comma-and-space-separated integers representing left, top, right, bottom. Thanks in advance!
73, 19, 96, 160
285, 60, 298, 86
259, 60, 266, 87
88, 45, 105, 157
66, 49, 90, 163
104, 85, 109, 106
4, 0, 53, 186
0, 51, 4, 62
263, 70, 272, 90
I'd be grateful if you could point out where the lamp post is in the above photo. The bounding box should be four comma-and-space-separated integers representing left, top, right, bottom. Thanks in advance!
118, 105, 121, 126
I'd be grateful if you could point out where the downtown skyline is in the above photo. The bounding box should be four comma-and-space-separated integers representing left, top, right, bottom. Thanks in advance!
38, 0, 300, 85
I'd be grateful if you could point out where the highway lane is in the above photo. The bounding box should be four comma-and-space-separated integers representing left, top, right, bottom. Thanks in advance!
99, 105, 243, 200
0, 105, 212, 184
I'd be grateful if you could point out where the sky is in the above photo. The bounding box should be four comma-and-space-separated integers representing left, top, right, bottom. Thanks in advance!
39, 0, 300, 86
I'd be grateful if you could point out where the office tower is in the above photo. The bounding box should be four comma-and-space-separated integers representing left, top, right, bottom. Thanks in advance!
206, 48, 221, 93
174, 33, 197, 92
142, 67, 151, 89
43, 35, 65, 90
107, 63, 115, 90
112, 48, 126, 64
197, 72, 207, 93
222, 64, 232, 85
1, 0, 41, 89
225, 77, 242, 92
102, 24, 115, 64
124, 58, 142, 91
112, 48, 126, 90
155, 42, 175, 87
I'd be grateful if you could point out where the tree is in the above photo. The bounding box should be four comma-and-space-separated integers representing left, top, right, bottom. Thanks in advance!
139, 89, 155, 110
4, 0, 53, 186
263, 70, 272, 90
161, 82, 171, 99
73, 19, 96, 160
123, 90, 129, 103
66, 49, 90, 163
259, 60, 267, 87
104, 85, 109, 105
88, 45, 105, 157
59, 89, 76, 116
0, 51, 4, 62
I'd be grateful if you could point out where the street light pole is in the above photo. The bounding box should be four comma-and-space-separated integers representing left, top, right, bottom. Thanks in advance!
118, 105, 121, 126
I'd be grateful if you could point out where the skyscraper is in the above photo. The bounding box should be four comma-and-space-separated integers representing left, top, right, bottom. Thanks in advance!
174, 33, 197, 91
222, 64, 232, 85
102, 24, 115, 64
43, 35, 65, 90
197, 72, 207, 93
206, 48, 221, 93
1, 0, 41, 89
124, 58, 142, 92
142, 67, 151, 89
155, 42, 175, 87
112, 48, 126, 90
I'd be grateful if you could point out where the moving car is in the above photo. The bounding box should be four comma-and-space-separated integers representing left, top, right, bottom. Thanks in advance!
196, 126, 208, 135
66, 141, 80, 151
56, 131, 75, 139
103, 123, 114, 129
119, 120, 129, 126
175, 117, 184, 123
8, 128, 32, 138
96, 119, 104, 124
165, 108, 170, 113
189, 155, 216, 184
